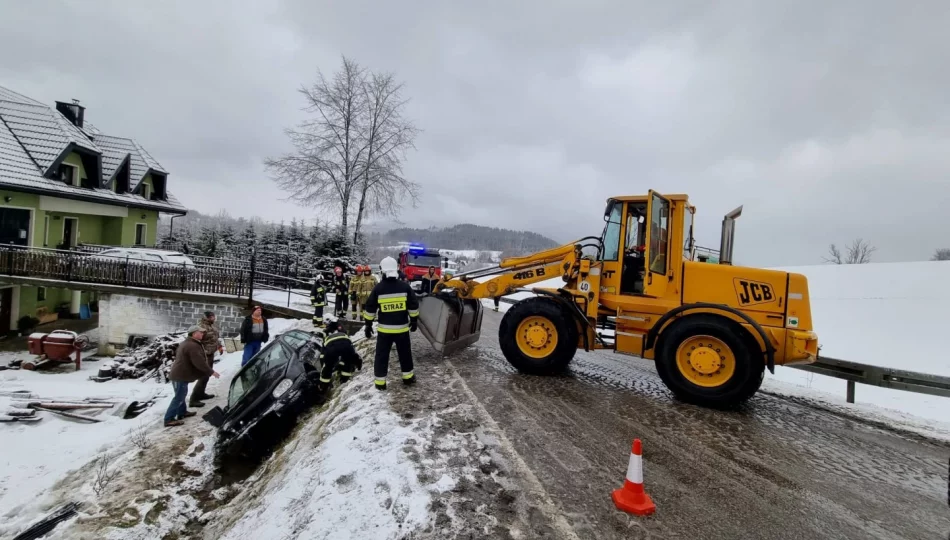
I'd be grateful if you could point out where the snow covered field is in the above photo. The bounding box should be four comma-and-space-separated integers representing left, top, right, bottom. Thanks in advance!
0, 318, 299, 537
482, 262, 950, 430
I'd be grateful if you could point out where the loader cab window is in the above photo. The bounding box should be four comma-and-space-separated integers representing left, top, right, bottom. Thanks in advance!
621, 204, 647, 294
601, 201, 623, 261
649, 193, 670, 275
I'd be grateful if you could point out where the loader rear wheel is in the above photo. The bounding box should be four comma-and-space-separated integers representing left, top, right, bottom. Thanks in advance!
655, 315, 764, 408
499, 297, 578, 375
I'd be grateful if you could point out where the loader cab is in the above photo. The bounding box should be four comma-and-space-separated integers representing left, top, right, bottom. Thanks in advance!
599, 192, 690, 301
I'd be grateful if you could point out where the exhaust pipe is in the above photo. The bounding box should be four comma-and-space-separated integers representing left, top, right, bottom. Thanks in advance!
719, 205, 743, 266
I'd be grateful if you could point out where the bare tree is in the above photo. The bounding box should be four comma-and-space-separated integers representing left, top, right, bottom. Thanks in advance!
931, 248, 950, 261
824, 239, 876, 264
351, 71, 420, 244
267, 57, 419, 241
92, 454, 120, 497
266, 57, 368, 233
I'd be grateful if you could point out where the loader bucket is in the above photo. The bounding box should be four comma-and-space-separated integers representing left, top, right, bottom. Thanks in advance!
417, 294, 484, 356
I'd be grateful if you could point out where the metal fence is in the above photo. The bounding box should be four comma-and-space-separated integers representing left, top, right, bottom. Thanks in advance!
0, 245, 250, 297
788, 356, 950, 402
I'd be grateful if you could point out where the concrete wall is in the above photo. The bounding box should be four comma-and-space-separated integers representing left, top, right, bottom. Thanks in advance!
98, 292, 246, 352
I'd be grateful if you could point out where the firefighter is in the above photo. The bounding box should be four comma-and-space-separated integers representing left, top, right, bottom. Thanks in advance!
310, 274, 327, 328
332, 266, 349, 318
317, 320, 363, 392
363, 256, 419, 390
354, 264, 377, 318
348, 265, 365, 320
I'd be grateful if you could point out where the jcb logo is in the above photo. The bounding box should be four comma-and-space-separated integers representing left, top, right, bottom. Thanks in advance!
513, 267, 546, 281
734, 279, 775, 306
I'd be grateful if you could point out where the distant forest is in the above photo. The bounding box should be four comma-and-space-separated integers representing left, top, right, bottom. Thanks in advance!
156, 212, 559, 270
366, 224, 558, 253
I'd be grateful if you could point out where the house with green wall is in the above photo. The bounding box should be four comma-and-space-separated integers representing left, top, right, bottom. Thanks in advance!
0, 84, 186, 334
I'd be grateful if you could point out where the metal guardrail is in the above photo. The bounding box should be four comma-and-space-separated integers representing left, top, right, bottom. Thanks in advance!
788, 356, 950, 401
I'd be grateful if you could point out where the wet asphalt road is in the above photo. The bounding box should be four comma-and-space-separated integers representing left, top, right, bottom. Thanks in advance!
416, 310, 950, 540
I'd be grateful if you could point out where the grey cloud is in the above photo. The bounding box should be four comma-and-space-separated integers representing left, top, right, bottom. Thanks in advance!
1, 0, 947, 266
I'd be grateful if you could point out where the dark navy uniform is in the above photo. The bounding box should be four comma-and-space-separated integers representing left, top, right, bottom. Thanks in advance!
332, 275, 349, 318
310, 278, 327, 328
318, 329, 362, 390
362, 276, 420, 389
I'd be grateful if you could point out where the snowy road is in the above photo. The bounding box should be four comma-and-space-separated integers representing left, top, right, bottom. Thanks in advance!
437, 310, 950, 540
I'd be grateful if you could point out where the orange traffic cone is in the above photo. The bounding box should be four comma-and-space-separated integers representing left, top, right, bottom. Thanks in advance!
612, 439, 656, 516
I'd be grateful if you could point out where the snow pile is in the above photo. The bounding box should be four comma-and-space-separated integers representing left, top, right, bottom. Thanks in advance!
106, 332, 186, 380
209, 372, 434, 539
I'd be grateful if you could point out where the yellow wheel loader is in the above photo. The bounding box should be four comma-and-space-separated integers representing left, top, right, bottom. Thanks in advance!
416, 191, 819, 407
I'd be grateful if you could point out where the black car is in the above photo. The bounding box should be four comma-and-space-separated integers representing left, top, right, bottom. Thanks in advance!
203, 329, 325, 456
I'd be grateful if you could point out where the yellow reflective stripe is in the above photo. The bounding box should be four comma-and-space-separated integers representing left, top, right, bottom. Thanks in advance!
402, 372, 414, 379
378, 326, 409, 334
378, 293, 407, 300
363, 312, 375, 321
374, 379, 387, 386
408, 310, 419, 317
324, 335, 349, 346
319, 377, 331, 383
340, 371, 353, 377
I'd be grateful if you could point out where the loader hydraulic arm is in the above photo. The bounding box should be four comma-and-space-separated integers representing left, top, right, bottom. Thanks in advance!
434, 242, 585, 300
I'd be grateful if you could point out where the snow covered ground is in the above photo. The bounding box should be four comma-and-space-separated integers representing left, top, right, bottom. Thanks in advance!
208, 366, 435, 539
480, 262, 950, 430
0, 318, 299, 537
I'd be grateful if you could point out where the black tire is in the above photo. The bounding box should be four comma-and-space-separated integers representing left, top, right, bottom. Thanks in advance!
499, 296, 579, 375
654, 314, 764, 408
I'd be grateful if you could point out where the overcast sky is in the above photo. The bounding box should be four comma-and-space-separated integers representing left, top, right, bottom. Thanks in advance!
1, 1, 947, 266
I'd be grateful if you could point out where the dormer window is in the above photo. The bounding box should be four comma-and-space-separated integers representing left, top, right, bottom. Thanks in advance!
142, 183, 151, 199
57, 163, 77, 186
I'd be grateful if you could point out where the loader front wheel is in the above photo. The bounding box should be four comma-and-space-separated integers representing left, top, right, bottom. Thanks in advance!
499, 297, 578, 375
655, 315, 764, 408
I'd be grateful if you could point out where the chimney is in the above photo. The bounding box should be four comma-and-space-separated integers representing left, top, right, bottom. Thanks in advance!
55, 99, 85, 128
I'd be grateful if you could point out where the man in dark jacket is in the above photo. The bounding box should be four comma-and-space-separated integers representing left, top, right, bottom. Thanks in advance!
420, 267, 439, 295
165, 326, 220, 427
191, 311, 222, 407
363, 256, 420, 390
240, 306, 270, 366
317, 320, 363, 392
310, 275, 327, 328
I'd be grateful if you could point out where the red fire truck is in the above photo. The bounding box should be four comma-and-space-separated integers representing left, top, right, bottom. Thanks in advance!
397, 244, 443, 283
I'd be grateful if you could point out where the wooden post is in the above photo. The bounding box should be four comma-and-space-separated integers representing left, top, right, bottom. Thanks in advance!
247, 249, 257, 309
846, 380, 855, 403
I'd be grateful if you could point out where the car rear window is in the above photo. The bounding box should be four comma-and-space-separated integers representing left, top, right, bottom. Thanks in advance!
228, 343, 292, 408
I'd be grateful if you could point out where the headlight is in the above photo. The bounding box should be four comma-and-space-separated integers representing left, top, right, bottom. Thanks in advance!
272, 379, 293, 398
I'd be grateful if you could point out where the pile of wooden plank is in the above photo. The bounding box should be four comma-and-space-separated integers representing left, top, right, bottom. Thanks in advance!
97, 331, 186, 381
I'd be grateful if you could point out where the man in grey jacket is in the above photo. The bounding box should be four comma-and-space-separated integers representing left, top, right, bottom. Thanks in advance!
165, 326, 220, 427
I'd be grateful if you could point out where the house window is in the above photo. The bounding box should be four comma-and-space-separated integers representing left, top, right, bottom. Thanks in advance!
37, 287, 46, 301
43, 215, 49, 246
135, 223, 146, 246
57, 164, 77, 186
142, 183, 152, 200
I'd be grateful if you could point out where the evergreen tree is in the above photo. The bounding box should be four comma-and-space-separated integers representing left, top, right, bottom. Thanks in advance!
195, 225, 219, 257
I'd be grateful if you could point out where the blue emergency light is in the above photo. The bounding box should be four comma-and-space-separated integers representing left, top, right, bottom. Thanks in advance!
408, 243, 426, 254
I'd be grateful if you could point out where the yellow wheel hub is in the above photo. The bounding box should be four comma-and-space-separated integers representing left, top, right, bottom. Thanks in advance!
516, 316, 558, 358
675, 335, 735, 388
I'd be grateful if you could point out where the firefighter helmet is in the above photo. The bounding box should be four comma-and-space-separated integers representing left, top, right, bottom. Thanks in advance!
380, 257, 399, 278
